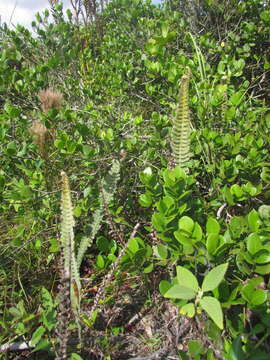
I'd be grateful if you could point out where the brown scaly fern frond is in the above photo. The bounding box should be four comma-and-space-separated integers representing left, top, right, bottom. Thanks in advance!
38, 88, 63, 113
29, 120, 49, 158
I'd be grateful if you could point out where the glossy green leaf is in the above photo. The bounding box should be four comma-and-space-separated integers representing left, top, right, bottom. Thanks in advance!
139, 192, 152, 207
155, 244, 168, 259
229, 91, 244, 106
255, 263, 270, 275
206, 217, 220, 234
152, 212, 166, 232
206, 234, 220, 255
248, 209, 261, 232
178, 216, 194, 235
192, 223, 203, 242
70, 354, 84, 360
96, 254, 105, 269
246, 233, 262, 255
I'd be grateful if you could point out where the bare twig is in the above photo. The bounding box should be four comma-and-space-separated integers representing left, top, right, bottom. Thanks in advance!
217, 203, 227, 219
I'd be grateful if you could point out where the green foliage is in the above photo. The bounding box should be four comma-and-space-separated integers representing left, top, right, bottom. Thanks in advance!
163, 264, 228, 329
0, 0, 270, 358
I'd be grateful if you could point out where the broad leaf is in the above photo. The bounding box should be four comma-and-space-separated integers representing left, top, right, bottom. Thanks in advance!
200, 296, 223, 329
206, 217, 220, 234
164, 285, 196, 300
178, 216, 194, 234
180, 303, 195, 317
202, 263, 228, 292
176, 266, 199, 292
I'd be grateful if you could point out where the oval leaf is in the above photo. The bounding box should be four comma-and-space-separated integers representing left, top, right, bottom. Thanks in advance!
164, 285, 196, 300
31, 325, 46, 346
206, 217, 220, 234
178, 216, 194, 234
180, 303, 195, 317
176, 266, 199, 292
200, 296, 223, 329
202, 263, 228, 292
159, 280, 171, 296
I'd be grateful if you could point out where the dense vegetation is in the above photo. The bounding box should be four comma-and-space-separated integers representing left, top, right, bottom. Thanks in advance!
0, 0, 270, 359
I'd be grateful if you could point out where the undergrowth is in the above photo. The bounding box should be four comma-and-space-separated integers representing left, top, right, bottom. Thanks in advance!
0, 0, 270, 359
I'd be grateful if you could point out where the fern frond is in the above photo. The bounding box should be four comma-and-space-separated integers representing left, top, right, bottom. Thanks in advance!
76, 208, 103, 270
60, 172, 81, 317
101, 159, 121, 204
76, 160, 121, 269
171, 68, 192, 167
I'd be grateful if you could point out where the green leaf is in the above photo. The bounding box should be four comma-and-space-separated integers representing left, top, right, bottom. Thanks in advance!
229, 91, 244, 106
188, 340, 204, 356
206, 234, 220, 255
143, 262, 154, 273
250, 289, 267, 306
227, 336, 245, 360
31, 325, 46, 346
247, 209, 261, 232
180, 303, 195, 317
261, 167, 270, 183
247, 233, 262, 255
31, 339, 50, 352
230, 184, 244, 199
70, 353, 84, 360
255, 250, 270, 264
128, 237, 139, 254
161, 22, 169, 38
178, 216, 194, 235
200, 296, 223, 329
152, 212, 166, 232
159, 280, 171, 296
96, 254, 105, 269
74, 205, 82, 218
255, 263, 270, 275
145, 38, 161, 55
139, 192, 152, 207
206, 217, 220, 234
192, 223, 203, 242
202, 263, 228, 292
223, 186, 234, 205
41, 287, 54, 309
96, 237, 110, 252
260, 10, 270, 22
155, 244, 168, 259
176, 266, 199, 292
164, 285, 196, 300
258, 205, 270, 220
